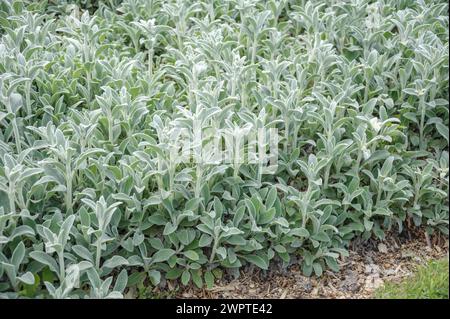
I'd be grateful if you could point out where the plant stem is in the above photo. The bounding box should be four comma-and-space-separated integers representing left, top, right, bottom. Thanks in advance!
233, 165, 239, 179
376, 180, 383, 205
11, 118, 21, 153
157, 157, 163, 191
364, 75, 369, 103
108, 118, 114, 144
419, 94, 426, 150
195, 165, 203, 198
284, 118, 289, 153
257, 162, 263, 187
25, 81, 32, 116
209, 239, 218, 263
302, 182, 312, 228
148, 47, 153, 78
58, 251, 65, 283
96, 238, 102, 270
65, 164, 73, 215
8, 185, 16, 214
354, 150, 362, 175
251, 37, 257, 65
86, 63, 92, 109
323, 162, 332, 189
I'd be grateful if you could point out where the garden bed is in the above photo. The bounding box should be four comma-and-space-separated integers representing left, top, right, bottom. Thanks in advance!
0, 0, 448, 299
156, 231, 449, 299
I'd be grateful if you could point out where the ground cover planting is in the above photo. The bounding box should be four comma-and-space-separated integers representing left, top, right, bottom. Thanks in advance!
0, 0, 448, 299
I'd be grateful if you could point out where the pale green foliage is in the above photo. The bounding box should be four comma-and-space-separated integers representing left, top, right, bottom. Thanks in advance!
0, 0, 448, 298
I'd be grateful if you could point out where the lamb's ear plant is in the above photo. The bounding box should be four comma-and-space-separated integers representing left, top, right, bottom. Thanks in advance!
0, 0, 448, 298
44, 261, 92, 299
130, 19, 171, 78
0, 76, 27, 153
402, 162, 448, 227
31, 214, 76, 283
28, 123, 106, 215
196, 203, 244, 265
0, 153, 43, 215
0, 242, 35, 292
79, 196, 122, 271
85, 267, 125, 299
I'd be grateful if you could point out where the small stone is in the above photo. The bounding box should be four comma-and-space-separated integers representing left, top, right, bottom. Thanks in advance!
340, 270, 359, 292
401, 250, 415, 259
365, 274, 384, 290
383, 268, 396, 276
364, 264, 372, 274
378, 243, 388, 253
302, 280, 313, 293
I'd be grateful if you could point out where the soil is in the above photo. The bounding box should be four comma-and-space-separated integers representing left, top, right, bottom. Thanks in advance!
170, 230, 449, 299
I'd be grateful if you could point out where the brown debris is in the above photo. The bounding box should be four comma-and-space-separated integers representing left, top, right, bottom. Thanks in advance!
173, 233, 449, 299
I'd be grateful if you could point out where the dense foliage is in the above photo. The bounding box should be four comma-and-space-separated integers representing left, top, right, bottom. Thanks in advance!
0, 0, 448, 298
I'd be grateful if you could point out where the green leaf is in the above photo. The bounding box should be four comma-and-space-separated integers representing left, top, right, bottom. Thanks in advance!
204, 271, 214, 289
258, 207, 276, 224
114, 269, 128, 293
199, 234, 213, 247
312, 231, 331, 242
11, 242, 25, 269
241, 254, 269, 270
290, 228, 309, 237
127, 272, 146, 287
103, 255, 129, 269
244, 199, 257, 218
152, 249, 175, 263
191, 269, 203, 288
148, 270, 161, 285
265, 187, 277, 209
183, 250, 199, 261
2, 262, 16, 286
29, 251, 58, 274
313, 262, 323, 276
181, 270, 190, 286
380, 156, 395, 177
18, 272, 35, 285
163, 223, 177, 236
435, 122, 449, 143
9, 93, 23, 113
214, 197, 224, 217
165, 268, 183, 280
72, 245, 93, 263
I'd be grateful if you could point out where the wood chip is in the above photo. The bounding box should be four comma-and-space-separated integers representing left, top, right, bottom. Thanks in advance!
171, 235, 448, 299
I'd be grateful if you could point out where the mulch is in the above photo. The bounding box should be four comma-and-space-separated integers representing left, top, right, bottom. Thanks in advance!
170, 230, 449, 299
